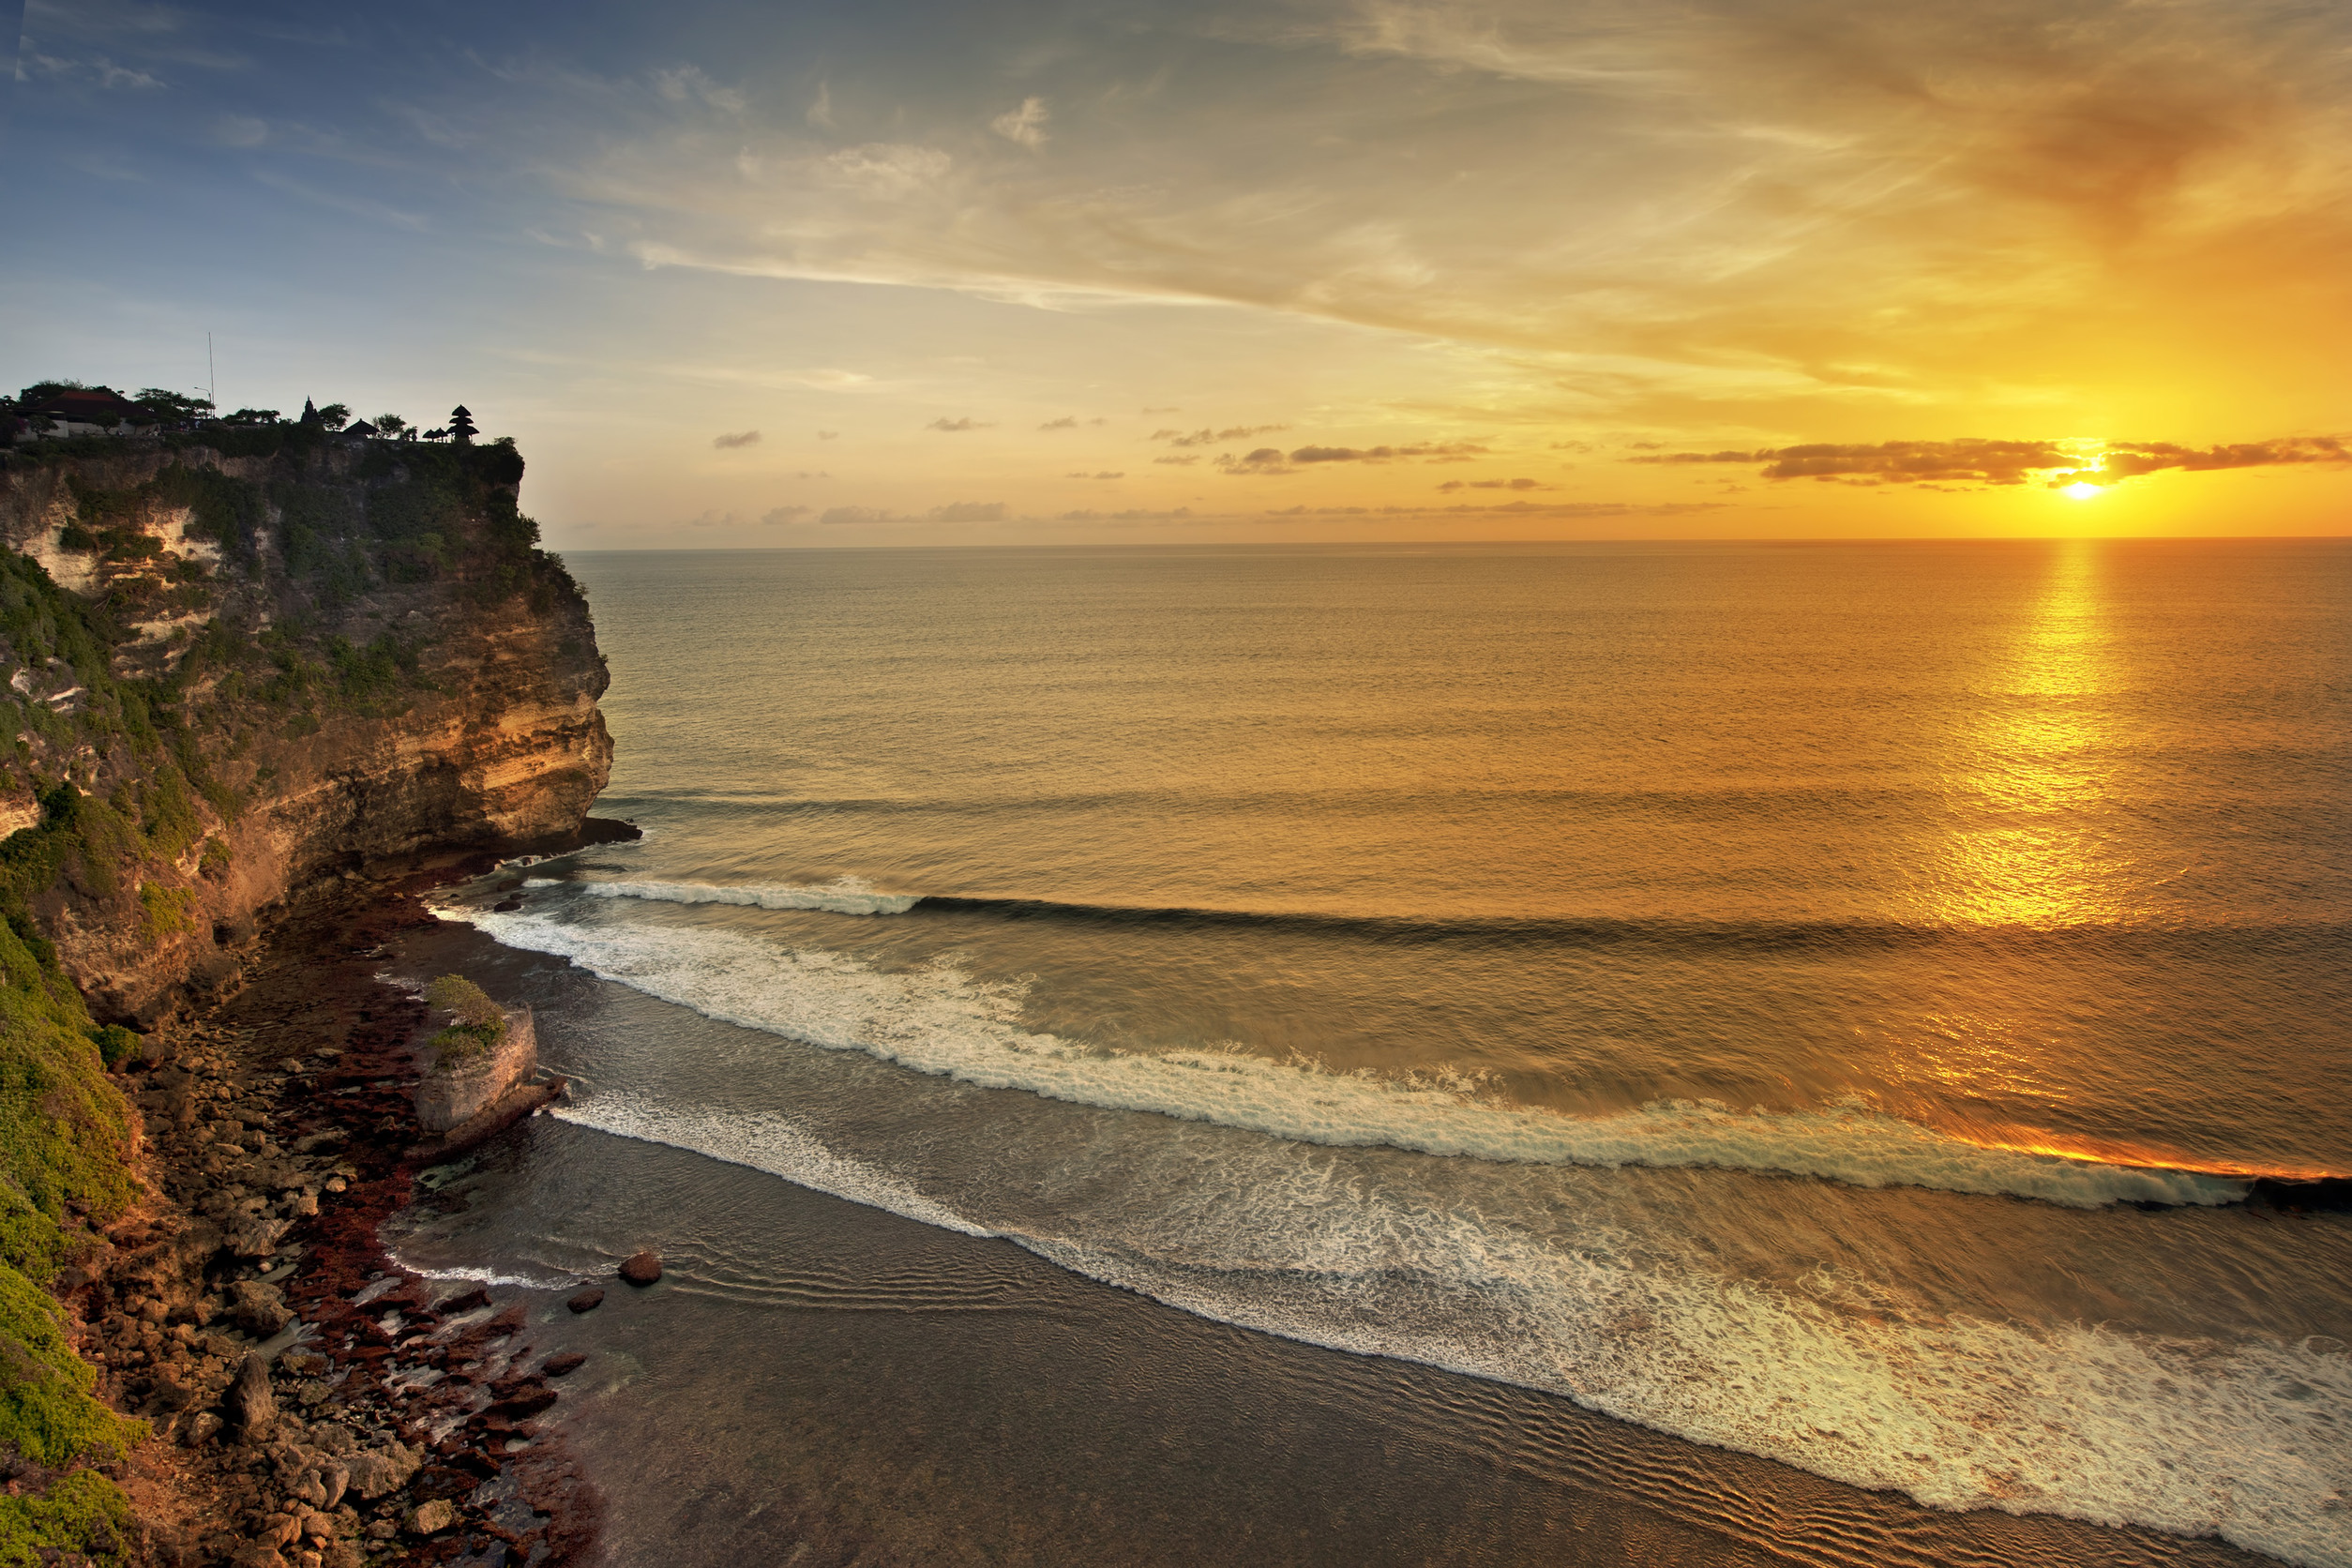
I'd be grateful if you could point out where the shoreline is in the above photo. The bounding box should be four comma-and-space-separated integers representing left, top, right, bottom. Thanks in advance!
71, 855, 611, 1567
390, 906, 2299, 1568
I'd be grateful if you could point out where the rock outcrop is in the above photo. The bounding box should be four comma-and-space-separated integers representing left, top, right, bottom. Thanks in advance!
412, 1003, 537, 1132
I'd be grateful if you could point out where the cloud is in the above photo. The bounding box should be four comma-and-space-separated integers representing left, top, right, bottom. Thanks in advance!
816, 430, 839, 440
98, 57, 164, 89
1038, 415, 1080, 430
1631, 433, 2352, 487
1059, 508, 1197, 522
1153, 455, 1202, 465
1065, 471, 1125, 479
807, 82, 835, 129
1218, 447, 1295, 475
793, 470, 832, 479
654, 65, 745, 115
819, 505, 899, 526
1140, 406, 1182, 415
712, 429, 761, 449
1254, 501, 1727, 520
990, 97, 1049, 149
927, 416, 993, 431
929, 501, 1007, 522
1154, 425, 1288, 447
1438, 477, 1551, 491
1286, 443, 1490, 464
211, 113, 267, 147
2081, 436, 2351, 483
820, 143, 953, 198
761, 505, 811, 524
677, 509, 742, 529
519, 0, 2352, 442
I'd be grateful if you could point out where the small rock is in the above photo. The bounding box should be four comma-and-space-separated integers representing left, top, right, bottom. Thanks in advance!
619, 1251, 661, 1286
541, 1350, 587, 1377
406, 1498, 455, 1536
441, 1284, 490, 1314
565, 1288, 603, 1314
228, 1352, 276, 1438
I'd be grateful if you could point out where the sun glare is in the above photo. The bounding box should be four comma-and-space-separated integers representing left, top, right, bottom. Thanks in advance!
2061, 482, 2103, 501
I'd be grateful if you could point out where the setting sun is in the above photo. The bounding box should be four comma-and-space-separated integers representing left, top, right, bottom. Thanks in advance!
2062, 482, 2105, 501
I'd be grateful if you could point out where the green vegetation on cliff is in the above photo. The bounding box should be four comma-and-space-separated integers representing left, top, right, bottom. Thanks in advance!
0, 898, 146, 1566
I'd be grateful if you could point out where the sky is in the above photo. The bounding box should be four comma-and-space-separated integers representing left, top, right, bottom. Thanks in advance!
6, 0, 2349, 548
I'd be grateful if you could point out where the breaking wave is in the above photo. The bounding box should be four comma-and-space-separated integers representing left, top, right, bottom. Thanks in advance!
441, 905, 2248, 1209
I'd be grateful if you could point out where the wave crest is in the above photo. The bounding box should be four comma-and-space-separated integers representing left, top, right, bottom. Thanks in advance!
442, 905, 2246, 1209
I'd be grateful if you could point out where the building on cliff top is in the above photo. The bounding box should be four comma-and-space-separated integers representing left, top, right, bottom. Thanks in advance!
12, 385, 155, 440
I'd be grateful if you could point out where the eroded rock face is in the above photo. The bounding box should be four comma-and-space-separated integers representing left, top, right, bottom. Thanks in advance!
0, 440, 613, 1024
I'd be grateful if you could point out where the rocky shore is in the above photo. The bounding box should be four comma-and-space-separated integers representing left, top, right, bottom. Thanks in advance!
69, 863, 607, 1568
0, 426, 620, 1564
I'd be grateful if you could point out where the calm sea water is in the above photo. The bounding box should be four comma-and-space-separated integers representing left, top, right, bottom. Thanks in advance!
410, 541, 2351, 1565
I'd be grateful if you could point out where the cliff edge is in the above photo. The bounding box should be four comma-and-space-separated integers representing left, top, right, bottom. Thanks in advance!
0, 427, 612, 1024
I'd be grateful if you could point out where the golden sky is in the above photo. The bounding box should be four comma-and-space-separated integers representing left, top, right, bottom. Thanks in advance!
9, 0, 2350, 544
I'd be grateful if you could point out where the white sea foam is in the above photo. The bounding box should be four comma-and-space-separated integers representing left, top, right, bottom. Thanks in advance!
551, 877, 920, 916
442, 905, 2248, 1208
550, 1093, 990, 1238
539, 1090, 2352, 1568
386, 1259, 581, 1292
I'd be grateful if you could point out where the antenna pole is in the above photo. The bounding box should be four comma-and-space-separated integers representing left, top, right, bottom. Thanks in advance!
207, 333, 216, 411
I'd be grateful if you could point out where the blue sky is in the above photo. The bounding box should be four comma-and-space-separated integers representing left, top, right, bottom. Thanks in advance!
8, 0, 2349, 545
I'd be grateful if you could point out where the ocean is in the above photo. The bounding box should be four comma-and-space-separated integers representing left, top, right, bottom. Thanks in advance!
397, 539, 2351, 1566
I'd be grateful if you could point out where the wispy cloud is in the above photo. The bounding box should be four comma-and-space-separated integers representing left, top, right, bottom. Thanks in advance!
990, 96, 1048, 149
1287, 443, 1488, 463
712, 429, 761, 449
927, 416, 993, 431
1153, 425, 1288, 447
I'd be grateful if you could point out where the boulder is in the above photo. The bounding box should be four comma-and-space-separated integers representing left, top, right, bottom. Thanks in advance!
342, 1442, 422, 1500
542, 1351, 587, 1377
619, 1251, 660, 1286
227, 1352, 276, 1438
229, 1279, 291, 1335
565, 1288, 603, 1314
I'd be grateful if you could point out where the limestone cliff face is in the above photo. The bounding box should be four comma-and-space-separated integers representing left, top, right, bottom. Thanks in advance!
0, 430, 612, 1024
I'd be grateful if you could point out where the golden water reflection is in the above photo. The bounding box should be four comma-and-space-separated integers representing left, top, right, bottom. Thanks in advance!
1894, 543, 2153, 1149
1937, 538, 2134, 930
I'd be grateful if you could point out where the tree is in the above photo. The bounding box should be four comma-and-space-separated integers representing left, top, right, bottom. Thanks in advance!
134, 389, 215, 422
315, 402, 351, 430
223, 408, 281, 425
447, 404, 477, 444
375, 413, 409, 437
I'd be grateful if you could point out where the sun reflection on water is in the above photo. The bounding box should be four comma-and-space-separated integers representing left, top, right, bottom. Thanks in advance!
1940, 538, 2130, 929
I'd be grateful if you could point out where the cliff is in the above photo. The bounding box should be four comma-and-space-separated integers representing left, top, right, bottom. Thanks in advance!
0, 428, 612, 1024
0, 425, 612, 1562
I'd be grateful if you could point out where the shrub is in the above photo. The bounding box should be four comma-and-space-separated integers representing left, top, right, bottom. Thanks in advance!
88, 1025, 141, 1070
424, 974, 505, 1073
